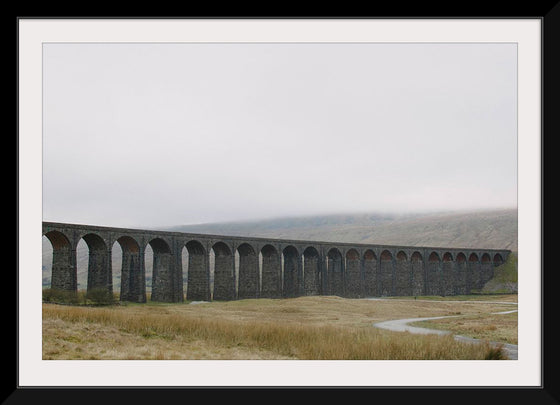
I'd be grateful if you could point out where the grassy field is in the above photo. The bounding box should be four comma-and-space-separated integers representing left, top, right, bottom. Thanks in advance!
409, 311, 518, 345
384, 294, 518, 302
384, 294, 518, 344
43, 294, 517, 360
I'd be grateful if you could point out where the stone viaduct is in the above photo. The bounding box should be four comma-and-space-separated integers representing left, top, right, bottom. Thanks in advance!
42, 221, 511, 303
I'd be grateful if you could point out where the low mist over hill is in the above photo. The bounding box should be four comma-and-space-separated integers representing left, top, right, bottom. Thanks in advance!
42, 208, 517, 289
168, 208, 517, 250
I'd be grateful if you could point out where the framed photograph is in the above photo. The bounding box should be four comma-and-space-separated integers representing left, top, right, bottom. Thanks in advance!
16, 14, 552, 399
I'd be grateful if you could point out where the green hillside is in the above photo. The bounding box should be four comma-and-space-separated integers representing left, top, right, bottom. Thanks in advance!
479, 251, 518, 294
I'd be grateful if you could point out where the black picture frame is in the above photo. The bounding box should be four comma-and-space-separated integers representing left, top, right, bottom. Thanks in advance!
12, 7, 557, 403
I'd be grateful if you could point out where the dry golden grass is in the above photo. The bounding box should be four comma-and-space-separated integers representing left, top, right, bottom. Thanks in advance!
42, 316, 292, 360
410, 311, 518, 345
387, 294, 518, 303
42, 295, 517, 360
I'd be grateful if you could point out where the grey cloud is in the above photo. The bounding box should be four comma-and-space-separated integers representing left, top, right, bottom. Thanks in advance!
42, 42, 517, 228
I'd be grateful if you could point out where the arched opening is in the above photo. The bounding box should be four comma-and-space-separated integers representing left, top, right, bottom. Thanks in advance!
344, 249, 361, 297
181, 245, 189, 300
113, 235, 143, 302
467, 253, 480, 291
111, 241, 122, 299
43, 230, 76, 292
185, 240, 208, 301
380, 250, 393, 296
237, 243, 258, 299
327, 248, 343, 296
213, 242, 235, 301
258, 250, 262, 293
148, 238, 174, 302
42, 234, 53, 289
411, 251, 424, 296
395, 251, 411, 296
363, 250, 377, 297
455, 253, 467, 295
427, 252, 441, 296
283, 246, 300, 298
442, 252, 454, 296
144, 244, 154, 295
260, 244, 280, 298
493, 253, 504, 266
303, 246, 321, 296
81, 233, 111, 296
74, 239, 89, 290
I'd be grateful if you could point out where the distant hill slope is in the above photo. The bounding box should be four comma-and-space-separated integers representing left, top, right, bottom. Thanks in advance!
42, 208, 517, 289
168, 208, 518, 250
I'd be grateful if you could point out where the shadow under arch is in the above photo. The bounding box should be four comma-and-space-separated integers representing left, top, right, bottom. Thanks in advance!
148, 237, 178, 302
493, 253, 504, 266
114, 235, 144, 302
427, 252, 442, 296
303, 246, 321, 296
327, 248, 343, 297
480, 253, 494, 288
467, 253, 481, 291
237, 243, 258, 299
411, 251, 424, 296
379, 250, 393, 297
345, 249, 361, 298
260, 244, 281, 299
455, 252, 468, 295
282, 245, 300, 298
185, 240, 208, 302
81, 233, 111, 296
363, 249, 378, 297
212, 241, 235, 301
43, 230, 76, 292
441, 252, 454, 296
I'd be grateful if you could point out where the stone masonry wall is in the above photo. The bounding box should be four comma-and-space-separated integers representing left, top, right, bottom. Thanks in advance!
303, 253, 321, 296
395, 254, 411, 296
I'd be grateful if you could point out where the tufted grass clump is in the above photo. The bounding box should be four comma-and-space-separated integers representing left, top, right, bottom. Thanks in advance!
484, 344, 507, 360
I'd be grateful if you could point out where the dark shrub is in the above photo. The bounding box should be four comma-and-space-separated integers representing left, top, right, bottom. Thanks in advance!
42, 288, 80, 304
86, 287, 115, 305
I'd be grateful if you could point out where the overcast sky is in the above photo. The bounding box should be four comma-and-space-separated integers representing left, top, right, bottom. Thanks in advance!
42, 42, 517, 229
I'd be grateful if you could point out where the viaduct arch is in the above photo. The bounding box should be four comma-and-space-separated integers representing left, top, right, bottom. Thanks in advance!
42, 222, 512, 303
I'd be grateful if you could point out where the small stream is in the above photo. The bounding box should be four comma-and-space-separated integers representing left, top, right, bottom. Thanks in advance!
371, 300, 518, 360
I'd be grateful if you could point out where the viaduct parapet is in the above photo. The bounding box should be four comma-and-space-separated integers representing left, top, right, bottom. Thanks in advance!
42, 221, 512, 303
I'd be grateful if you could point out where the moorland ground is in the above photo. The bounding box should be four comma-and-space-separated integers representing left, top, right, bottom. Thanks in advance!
42, 294, 517, 360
